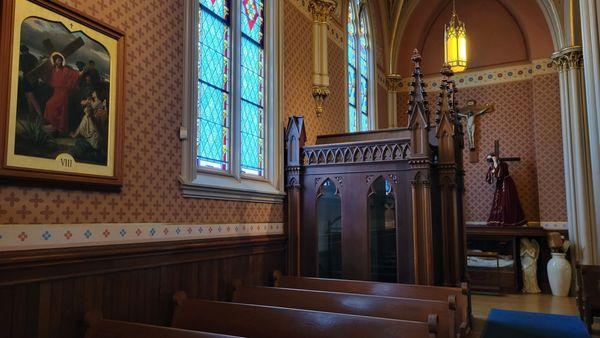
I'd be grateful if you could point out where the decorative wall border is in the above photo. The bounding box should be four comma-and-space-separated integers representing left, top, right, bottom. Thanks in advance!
289, 0, 345, 47
0, 222, 284, 252
397, 59, 557, 92
466, 221, 568, 231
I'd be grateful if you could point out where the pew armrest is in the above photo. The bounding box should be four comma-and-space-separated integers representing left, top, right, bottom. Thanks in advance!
174, 291, 188, 306
428, 314, 439, 338
458, 321, 468, 338
447, 295, 457, 338
84, 310, 103, 338
273, 270, 283, 287
460, 282, 473, 331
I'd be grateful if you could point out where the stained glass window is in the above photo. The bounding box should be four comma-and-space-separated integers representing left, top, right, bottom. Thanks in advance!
347, 2, 357, 133
198, 0, 231, 170
240, 0, 265, 176
348, 0, 370, 132
197, 0, 266, 177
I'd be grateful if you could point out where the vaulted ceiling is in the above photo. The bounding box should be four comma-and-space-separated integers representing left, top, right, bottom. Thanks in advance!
389, 0, 555, 76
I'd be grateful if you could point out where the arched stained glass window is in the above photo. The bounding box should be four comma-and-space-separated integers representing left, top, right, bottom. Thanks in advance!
197, 0, 265, 176
240, 0, 265, 176
198, 0, 231, 170
347, 0, 371, 132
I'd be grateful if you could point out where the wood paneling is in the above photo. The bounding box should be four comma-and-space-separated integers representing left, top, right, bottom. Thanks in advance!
0, 235, 286, 338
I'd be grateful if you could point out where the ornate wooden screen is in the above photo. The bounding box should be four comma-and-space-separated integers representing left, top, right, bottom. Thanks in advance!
285, 50, 466, 286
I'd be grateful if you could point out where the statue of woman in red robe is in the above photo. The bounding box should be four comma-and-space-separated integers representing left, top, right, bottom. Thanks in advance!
43, 52, 80, 134
485, 153, 527, 226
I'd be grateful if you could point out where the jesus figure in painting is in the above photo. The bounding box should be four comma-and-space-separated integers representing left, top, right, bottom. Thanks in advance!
485, 153, 527, 227
43, 52, 80, 135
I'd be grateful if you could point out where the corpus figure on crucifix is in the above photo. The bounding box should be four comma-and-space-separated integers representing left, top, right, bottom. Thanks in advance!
457, 99, 493, 150
485, 140, 527, 227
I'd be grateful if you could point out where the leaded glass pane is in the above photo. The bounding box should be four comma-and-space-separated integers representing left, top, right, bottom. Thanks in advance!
348, 65, 356, 105
360, 75, 368, 114
358, 12, 369, 132
200, 0, 229, 19
241, 0, 264, 44
198, 1, 231, 170
240, 5, 265, 177
240, 101, 264, 175
347, 1, 358, 133
360, 111, 368, 131
349, 105, 357, 132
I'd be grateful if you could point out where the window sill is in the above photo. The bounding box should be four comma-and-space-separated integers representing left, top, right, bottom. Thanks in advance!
179, 175, 285, 203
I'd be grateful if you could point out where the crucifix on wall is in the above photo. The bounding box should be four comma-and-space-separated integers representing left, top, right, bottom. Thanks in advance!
457, 99, 494, 162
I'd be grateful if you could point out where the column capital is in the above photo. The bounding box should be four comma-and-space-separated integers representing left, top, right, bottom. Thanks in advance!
308, 0, 337, 24
551, 46, 583, 71
387, 74, 404, 92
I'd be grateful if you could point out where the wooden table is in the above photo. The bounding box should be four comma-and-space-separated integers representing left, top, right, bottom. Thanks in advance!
466, 226, 568, 293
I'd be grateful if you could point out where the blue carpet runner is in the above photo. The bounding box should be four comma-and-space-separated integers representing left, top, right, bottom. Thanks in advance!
481, 309, 590, 338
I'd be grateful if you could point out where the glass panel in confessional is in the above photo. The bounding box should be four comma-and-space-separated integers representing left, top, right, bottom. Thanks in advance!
317, 179, 342, 278
368, 177, 397, 282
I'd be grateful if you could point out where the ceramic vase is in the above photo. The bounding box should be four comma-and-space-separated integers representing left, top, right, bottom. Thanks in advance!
547, 252, 571, 296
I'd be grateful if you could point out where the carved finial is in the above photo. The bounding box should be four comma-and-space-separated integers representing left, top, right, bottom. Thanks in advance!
441, 63, 453, 79
407, 49, 428, 124
435, 66, 451, 127
411, 48, 422, 65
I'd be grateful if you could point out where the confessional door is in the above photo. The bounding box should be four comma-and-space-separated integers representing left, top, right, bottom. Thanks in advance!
301, 171, 413, 283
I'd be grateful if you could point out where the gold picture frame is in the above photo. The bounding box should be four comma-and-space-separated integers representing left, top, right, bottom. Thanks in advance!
0, 0, 125, 187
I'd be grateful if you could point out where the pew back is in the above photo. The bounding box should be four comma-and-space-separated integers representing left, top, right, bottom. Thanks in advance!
84, 311, 241, 338
172, 293, 439, 338
232, 284, 456, 338
273, 272, 470, 334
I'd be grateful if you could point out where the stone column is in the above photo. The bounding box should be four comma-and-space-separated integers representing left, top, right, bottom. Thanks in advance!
387, 74, 403, 128
579, 0, 600, 265
308, 0, 337, 116
552, 46, 599, 264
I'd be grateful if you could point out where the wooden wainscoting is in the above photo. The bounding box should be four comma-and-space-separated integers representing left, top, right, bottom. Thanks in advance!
0, 235, 286, 338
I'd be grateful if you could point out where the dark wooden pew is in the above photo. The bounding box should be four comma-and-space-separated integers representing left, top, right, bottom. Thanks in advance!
576, 264, 600, 332
273, 271, 471, 334
232, 283, 459, 338
172, 291, 439, 338
84, 310, 242, 338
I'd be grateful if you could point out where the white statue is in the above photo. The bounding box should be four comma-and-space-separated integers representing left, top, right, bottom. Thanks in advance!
457, 100, 493, 150
520, 238, 541, 293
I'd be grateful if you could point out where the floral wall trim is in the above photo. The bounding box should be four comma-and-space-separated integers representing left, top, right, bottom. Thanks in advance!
0, 222, 284, 251
397, 59, 556, 92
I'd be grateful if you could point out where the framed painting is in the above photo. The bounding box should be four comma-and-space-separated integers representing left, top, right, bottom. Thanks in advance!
0, 0, 124, 187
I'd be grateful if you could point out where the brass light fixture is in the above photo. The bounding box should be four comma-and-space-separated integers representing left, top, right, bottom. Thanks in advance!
444, 0, 468, 73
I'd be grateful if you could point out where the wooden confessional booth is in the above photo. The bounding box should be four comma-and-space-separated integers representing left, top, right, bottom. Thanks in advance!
285, 51, 467, 287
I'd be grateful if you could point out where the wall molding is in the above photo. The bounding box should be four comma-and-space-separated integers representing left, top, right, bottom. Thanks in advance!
397, 59, 557, 92
0, 222, 284, 252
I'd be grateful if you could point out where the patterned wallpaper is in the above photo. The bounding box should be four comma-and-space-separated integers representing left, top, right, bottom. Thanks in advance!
284, 1, 346, 145
532, 74, 567, 222
458, 80, 540, 222
395, 74, 566, 223
0, 0, 283, 225
377, 83, 389, 128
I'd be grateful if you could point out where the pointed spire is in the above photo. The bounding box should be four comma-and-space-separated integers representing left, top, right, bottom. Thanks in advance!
407, 49, 429, 126
435, 64, 452, 127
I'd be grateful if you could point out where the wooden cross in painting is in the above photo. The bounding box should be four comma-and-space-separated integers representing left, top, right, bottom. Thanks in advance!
24, 36, 85, 83
457, 99, 494, 163
491, 140, 521, 162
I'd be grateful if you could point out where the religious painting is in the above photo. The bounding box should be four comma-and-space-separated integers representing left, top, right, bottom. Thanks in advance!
0, 0, 125, 186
